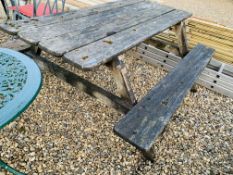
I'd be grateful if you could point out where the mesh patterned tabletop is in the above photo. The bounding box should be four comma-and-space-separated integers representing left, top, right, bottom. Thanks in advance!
0, 48, 42, 129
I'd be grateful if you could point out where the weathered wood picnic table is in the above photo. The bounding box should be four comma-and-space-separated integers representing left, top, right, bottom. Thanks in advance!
0, 0, 214, 161
0, 0, 191, 110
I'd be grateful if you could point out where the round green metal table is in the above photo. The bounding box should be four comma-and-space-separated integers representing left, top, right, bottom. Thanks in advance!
0, 48, 42, 175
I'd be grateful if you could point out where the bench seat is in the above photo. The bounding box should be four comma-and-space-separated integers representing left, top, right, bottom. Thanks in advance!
114, 44, 214, 160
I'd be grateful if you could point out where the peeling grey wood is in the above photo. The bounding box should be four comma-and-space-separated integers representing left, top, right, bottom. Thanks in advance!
19, 1, 172, 45
108, 56, 137, 105
114, 44, 214, 155
0, 0, 145, 34
19, 1, 156, 44
24, 51, 132, 113
38, 4, 174, 56
64, 10, 191, 69
174, 22, 188, 57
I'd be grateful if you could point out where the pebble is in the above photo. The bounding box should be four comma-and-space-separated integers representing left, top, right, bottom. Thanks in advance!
0, 23, 233, 175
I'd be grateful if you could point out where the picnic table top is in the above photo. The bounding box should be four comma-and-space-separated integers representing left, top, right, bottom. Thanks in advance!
0, 0, 191, 69
0, 48, 42, 129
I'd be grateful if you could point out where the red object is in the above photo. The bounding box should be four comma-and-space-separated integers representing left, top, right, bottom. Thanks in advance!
9, 3, 60, 17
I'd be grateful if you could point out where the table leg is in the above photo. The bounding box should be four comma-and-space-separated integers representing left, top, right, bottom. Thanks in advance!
174, 22, 188, 57
174, 22, 199, 92
108, 55, 137, 105
141, 148, 155, 162
25, 51, 132, 113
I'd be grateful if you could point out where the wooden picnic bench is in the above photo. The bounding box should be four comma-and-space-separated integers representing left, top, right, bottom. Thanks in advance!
0, 0, 192, 110
114, 44, 214, 160
0, 0, 214, 161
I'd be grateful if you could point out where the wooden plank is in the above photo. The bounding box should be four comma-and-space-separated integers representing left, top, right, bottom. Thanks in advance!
38, 4, 174, 56
188, 30, 233, 46
153, 17, 233, 65
188, 24, 233, 40
114, 44, 214, 153
174, 22, 188, 56
0, 0, 144, 34
19, 1, 171, 45
108, 56, 136, 105
64, 10, 191, 69
188, 36, 233, 52
188, 18, 233, 38
18, 1, 152, 41
154, 32, 233, 65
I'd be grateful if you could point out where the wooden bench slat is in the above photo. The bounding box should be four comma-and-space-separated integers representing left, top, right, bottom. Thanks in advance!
0, 0, 144, 34
114, 44, 214, 152
38, 3, 174, 56
19, 1, 171, 45
63, 10, 191, 69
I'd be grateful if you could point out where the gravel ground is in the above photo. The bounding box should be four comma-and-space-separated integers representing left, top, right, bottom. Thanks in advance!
1, 1, 233, 175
